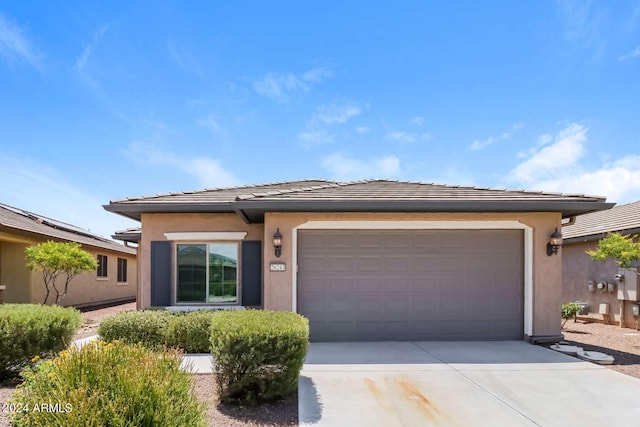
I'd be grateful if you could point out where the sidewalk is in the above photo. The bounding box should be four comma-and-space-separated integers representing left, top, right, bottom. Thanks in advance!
71, 335, 214, 373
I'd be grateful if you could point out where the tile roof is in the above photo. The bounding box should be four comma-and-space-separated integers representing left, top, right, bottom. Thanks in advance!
112, 179, 605, 204
105, 178, 612, 222
563, 200, 640, 241
113, 179, 335, 203
0, 202, 136, 255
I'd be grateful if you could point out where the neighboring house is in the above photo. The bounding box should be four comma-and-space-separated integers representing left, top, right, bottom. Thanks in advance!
562, 200, 640, 327
0, 202, 137, 308
104, 179, 611, 342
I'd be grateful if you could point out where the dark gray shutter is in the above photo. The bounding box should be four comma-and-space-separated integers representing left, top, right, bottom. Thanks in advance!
241, 240, 262, 307
150, 241, 172, 307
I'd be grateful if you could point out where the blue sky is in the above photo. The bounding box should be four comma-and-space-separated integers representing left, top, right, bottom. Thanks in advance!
1, 1, 639, 239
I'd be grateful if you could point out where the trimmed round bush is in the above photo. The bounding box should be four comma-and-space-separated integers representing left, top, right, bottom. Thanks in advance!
9, 340, 205, 427
98, 309, 171, 348
210, 310, 309, 404
0, 304, 81, 379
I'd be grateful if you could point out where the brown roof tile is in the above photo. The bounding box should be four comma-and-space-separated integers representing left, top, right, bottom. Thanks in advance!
563, 200, 640, 240
0, 203, 135, 255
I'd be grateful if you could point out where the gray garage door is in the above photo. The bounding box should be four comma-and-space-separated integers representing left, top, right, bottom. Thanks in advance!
297, 229, 524, 341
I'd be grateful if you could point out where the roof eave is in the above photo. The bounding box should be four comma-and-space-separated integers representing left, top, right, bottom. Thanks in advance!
103, 202, 235, 220
103, 199, 614, 223
234, 199, 614, 217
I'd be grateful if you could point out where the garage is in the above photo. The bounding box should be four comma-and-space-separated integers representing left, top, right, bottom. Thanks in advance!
297, 229, 524, 341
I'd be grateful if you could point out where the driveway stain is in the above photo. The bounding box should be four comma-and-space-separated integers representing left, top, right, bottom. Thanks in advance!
395, 377, 442, 422
364, 376, 446, 426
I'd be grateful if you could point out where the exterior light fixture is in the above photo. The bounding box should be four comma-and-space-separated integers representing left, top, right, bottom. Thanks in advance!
546, 227, 563, 256
273, 228, 283, 258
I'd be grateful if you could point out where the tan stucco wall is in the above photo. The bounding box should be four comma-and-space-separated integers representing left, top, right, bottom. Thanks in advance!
0, 242, 32, 303
0, 230, 136, 307
562, 240, 637, 327
29, 247, 137, 307
139, 213, 264, 308
137, 211, 562, 339
263, 211, 562, 339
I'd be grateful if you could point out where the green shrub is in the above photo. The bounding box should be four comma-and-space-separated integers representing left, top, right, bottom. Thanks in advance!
561, 302, 582, 327
9, 340, 205, 427
97, 309, 171, 348
0, 304, 81, 379
167, 310, 220, 353
210, 310, 309, 405
98, 309, 220, 352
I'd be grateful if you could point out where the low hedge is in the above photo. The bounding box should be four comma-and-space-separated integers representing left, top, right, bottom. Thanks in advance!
168, 310, 219, 353
98, 309, 219, 353
210, 310, 309, 405
0, 304, 81, 379
97, 309, 171, 348
9, 340, 205, 427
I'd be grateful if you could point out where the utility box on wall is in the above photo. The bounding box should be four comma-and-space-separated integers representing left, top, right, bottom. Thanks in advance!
616, 268, 639, 301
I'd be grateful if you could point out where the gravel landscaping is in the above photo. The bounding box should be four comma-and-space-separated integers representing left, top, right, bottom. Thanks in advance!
558, 320, 640, 379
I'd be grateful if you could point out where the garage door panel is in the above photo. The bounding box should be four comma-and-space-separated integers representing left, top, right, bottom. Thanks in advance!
298, 229, 524, 341
385, 256, 410, 271
357, 256, 384, 271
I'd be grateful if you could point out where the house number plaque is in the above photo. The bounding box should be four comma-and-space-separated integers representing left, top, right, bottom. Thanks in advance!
270, 262, 286, 272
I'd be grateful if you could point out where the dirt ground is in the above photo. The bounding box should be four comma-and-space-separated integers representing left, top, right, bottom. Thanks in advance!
559, 320, 640, 379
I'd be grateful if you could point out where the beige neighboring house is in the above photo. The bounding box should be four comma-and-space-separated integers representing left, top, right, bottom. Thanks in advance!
562, 200, 640, 327
0, 202, 137, 308
105, 179, 612, 343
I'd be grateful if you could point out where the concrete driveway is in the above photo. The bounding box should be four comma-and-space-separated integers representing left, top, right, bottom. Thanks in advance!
299, 341, 640, 427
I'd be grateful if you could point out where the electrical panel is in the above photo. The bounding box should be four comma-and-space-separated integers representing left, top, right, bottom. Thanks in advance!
616, 268, 639, 301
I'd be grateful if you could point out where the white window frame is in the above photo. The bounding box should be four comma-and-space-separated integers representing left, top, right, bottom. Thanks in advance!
174, 241, 242, 305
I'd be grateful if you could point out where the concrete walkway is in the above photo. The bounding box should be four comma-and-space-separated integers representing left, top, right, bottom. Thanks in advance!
70, 335, 213, 373
299, 341, 640, 427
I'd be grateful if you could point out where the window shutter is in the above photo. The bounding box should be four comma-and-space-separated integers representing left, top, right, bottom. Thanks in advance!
241, 240, 262, 307
150, 241, 172, 307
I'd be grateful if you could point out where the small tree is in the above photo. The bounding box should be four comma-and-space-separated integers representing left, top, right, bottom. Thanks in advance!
25, 241, 98, 304
586, 232, 640, 275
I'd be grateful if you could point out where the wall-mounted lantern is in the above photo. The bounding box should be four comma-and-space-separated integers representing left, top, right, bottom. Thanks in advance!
272, 228, 283, 258
546, 227, 563, 256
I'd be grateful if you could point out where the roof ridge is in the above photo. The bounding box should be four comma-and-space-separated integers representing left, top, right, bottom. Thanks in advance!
110, 178, 337, 202
235, 181, 343, 201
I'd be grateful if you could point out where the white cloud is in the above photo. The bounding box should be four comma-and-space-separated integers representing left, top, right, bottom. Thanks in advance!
509, 123, 586, 183
620, 45, 640, 61
321, 152, 401, 181
167, 41, 205, 79
75, 25, 108, 74
297, 129, 334, 146
355, 126, 370, 134
386, 131, 431, 144
411, 116, 425, 126
506, 123, 640, 203
315, 103, 361, 124
301, 66, 334, 82
197, 114, 225, 133
469, 122, 524, 151
253, 67, 333, 102
0, 12, 40, 66
0, 154, 137, 239
126, 141, 238, 188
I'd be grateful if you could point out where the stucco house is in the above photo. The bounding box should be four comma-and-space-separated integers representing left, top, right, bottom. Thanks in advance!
104, 179, 612, 342
0, 202, 137, 308
562, 200, 640, 327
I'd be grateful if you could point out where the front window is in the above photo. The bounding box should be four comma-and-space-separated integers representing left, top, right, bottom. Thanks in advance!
97, 255, 108, 278
176, 243, 238, 304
